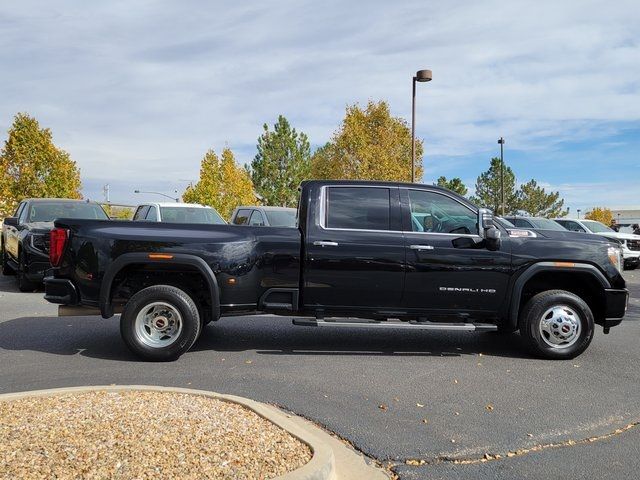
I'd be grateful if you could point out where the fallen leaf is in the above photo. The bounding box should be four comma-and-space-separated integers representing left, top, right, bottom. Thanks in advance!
379, 404, 388, 411
451, 439, 456, 443
453, 379, 459, 384
245, 360, 252, 364
485, 404, 494, 411
527, 433, 534, 438
416, 403, 425, 408
422, 418, 428, 424
393, 397, 400, 402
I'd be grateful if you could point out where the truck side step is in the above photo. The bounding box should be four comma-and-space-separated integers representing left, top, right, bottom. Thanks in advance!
292, 318, 498, 332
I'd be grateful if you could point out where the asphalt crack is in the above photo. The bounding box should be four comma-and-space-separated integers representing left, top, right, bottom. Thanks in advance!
392, 421, 639, 471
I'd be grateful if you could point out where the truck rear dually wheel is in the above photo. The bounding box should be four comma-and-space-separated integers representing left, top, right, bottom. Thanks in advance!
519, 290, 594, 360
120, 285, 201, 361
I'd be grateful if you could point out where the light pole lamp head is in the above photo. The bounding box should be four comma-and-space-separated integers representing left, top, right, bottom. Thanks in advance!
415, 69, 432, 82
134, 190, 140, 193
498, 137, 505, 144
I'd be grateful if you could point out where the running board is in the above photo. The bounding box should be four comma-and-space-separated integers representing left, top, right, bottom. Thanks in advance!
292, 318, 498, 332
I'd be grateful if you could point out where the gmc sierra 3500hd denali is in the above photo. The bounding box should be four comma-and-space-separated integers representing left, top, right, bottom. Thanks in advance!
44, 180, 629, 361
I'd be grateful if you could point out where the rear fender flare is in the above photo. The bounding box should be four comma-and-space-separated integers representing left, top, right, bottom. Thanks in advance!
99, 253, 220, 320
507, 261, 610, 329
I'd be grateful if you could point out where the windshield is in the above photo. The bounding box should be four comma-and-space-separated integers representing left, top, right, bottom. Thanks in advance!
582, 220, 614, 233
28, 202, 109, 222
529, 218, 567, 231
264, 210, 297, 227
160, 206, 226, 224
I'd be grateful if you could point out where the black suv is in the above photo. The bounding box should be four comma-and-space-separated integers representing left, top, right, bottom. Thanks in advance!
1, 198, 109, 290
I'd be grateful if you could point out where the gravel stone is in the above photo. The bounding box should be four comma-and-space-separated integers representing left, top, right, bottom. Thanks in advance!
0, 390, 312, 479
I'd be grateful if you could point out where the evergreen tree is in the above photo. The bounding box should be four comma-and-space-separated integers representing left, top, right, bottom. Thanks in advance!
250, 115, 310, 207
436, 176, 468, 196
517, 179, 568, 217
469, 158, 518, 214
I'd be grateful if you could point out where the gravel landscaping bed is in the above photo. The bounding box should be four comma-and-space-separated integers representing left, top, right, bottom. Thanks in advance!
0, 390, 312, 479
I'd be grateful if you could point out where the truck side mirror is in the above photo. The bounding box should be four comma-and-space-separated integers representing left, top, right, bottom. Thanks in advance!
478, 209, 501, 251
3, 217, 18, 227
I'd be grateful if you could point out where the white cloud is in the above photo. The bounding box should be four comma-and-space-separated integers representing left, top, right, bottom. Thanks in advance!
0, 0, 638, 204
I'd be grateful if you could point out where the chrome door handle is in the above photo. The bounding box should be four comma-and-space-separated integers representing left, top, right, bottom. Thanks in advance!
314, 241, 339, 247
409, 244, 434, 251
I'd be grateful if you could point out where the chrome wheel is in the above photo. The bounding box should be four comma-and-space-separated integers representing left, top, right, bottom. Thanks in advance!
134, 302, 183, 348
538, 305, 581, 349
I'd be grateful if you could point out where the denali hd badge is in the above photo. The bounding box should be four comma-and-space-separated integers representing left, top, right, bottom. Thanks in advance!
439, 287, 497, 294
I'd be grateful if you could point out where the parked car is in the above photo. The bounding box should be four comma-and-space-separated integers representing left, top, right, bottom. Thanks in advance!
503, 216, 568, 232
44, 180, 627, 361
132, 202, 226, 224
554, 218, 640, 270
230, 206, 297, 227
1, 199, 109, 291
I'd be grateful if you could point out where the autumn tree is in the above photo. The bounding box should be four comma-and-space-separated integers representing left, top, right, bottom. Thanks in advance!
585, 207, 614, 226
516, 179, 568, 217
436, 176, 468, 196
470, 158, 518, 215
310, 101, 423, 182
0, 113, 82, 217
182, 147, 257, 219
250, 115, 310, 207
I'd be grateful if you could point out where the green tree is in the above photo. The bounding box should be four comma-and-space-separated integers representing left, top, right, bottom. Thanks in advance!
585, 207, 613, 226
0, 113, 82, 217
516, 179, 568, 217
436, 176, 468, 196
250, 115, 310, 207
310, 100, 423, 181
182, 147, 257, 219
470, 158, 518, 215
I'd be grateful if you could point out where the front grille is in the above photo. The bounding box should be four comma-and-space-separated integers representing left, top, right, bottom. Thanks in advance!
31, 234, 50, 253
628, 239, 640, 251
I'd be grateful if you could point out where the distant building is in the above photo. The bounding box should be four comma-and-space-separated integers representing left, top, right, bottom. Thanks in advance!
611, 208, 640, 233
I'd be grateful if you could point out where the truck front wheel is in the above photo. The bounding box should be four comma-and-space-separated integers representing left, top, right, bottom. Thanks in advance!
120, 285, 201, 361
519, 290, 594, 360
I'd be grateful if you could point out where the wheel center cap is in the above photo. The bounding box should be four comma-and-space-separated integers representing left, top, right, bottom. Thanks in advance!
561, 324, 571, 334
154, 317, 167, 329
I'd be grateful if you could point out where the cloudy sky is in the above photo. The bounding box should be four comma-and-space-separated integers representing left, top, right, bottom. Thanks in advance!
1, 0, 639, 213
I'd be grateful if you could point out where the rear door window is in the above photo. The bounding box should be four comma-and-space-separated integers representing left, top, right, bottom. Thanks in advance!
233, 209, 251, 225
249, 210, 265, 226
326, 187, 391, 231
133, 206, 150, 221
145, 207, 158, 221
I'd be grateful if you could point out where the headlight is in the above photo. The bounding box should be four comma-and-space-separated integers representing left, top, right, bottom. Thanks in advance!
608, 246, 623, 272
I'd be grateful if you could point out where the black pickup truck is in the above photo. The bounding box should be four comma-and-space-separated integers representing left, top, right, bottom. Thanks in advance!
44, 180, 629, 361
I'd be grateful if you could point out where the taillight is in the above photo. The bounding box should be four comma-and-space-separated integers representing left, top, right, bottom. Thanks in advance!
49, 228, 69, 267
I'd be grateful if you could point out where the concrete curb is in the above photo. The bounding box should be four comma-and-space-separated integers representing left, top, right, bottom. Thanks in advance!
0, 385, 388, 480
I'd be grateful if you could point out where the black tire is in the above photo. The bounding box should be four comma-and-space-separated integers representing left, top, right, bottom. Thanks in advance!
17, 250, 38, 292
519, 290, 594, 360
1, 245, 15, 276
120, 285, 201, 361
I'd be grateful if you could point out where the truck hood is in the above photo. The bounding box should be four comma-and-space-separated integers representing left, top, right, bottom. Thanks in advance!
514, 228, 617, 245
591, 231, 640, 241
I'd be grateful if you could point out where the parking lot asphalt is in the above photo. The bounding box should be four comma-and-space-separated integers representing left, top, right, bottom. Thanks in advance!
1, 270, 639, 479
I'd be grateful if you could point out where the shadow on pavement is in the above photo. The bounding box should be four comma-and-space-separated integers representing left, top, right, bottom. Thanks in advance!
0, 314, 532, 361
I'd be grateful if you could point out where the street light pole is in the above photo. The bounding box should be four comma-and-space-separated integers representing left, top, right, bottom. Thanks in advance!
411, 69, 432, 183
577, 209, 581, 219
134, 190, 179, 202
498, 137, 505, 216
